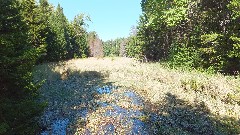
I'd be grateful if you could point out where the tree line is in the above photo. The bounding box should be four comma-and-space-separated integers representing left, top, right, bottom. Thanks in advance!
0, 0, 103, 134
103, 0, 240, 74
124, 0, 240, 74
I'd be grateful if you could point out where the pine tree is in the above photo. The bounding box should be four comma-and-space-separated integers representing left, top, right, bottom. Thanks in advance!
19, 0, 46, 52
37, 0, 56, 62
47, 4, 69, 61
0, 0, 44, 134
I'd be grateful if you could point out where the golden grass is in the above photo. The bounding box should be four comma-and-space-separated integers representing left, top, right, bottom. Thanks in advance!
35, 57, 240, 134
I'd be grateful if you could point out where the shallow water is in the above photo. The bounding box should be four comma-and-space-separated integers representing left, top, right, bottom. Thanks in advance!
41, 86, 154, 134
41, 119, 69, 135
86, 86, 149, 134
96, 85, 116, 94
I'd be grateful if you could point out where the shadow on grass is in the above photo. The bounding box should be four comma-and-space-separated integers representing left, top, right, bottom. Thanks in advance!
144, 93, 240, 135
34, 63, 114, 134
35, 63, 240, 134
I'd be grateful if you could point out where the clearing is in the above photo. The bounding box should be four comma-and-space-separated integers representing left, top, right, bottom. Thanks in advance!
34, 57, 240, 134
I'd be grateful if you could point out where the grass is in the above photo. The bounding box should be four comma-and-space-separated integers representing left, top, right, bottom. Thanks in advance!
34, 57, 240, 134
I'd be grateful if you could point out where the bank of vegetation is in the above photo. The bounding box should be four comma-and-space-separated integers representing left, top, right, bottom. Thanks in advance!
104, 0, 240, 75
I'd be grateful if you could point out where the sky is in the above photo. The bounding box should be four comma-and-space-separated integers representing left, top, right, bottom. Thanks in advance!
48, 0, 142, 41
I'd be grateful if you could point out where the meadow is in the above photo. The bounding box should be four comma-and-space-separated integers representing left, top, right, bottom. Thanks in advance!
34, 57, 240, 134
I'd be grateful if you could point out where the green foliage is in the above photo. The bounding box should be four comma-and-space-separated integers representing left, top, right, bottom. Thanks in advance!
0, 98, 46, 134
37, 2, 90, 62
133, 0, 240, 74
0, 0, 45, 134
169, 43, 201, 68
125, 35, 143, 59
162, 0, 189, 27
20, 0, 47, 51
103, 38, 126, 57
68, 14, 90, 59
228, 0, 240, 19
199, 33, 226, 71
229, 36, 240, 58
46, 4, 68, 61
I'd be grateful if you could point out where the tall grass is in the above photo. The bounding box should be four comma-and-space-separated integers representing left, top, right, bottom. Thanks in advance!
34, 57, 240, 134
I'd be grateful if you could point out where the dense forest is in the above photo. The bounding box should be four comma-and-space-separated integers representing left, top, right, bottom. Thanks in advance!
0, 0, 102, 134
103, 0, 240, 74
1, 0, 240, 134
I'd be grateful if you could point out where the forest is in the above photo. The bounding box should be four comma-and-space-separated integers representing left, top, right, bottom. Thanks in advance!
1, 0, 240, 134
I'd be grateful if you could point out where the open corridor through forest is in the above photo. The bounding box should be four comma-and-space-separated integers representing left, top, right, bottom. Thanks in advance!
34, 58, 240, 135
2, 0, 240, 134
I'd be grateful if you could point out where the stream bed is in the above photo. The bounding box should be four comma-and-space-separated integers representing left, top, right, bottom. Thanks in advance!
40, 86, 158, 134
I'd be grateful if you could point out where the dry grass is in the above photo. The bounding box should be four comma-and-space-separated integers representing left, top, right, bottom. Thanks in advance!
34, 57, 240, 134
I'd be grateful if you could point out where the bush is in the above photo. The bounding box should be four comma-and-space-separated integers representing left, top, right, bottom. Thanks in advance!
169, 42, 201, 69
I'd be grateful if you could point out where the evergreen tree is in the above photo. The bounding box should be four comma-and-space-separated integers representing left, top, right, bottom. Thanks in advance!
37, 0, 54, 62
0, 0, 44, 134
38, 2, 90, 62
47, 3, 69, 61
68, 14, 90, 58
125, 26, 143, 59
19, 0, 46, 52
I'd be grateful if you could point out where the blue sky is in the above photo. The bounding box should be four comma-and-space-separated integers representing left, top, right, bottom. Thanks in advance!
48, 0, 142, 41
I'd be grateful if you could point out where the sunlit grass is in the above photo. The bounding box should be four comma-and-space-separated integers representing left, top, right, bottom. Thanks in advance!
34, 57, 240, 134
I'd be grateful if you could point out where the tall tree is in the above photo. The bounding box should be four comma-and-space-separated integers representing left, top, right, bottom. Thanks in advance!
19, 0, 46, 53
88, 31, 103, 57
125, 26, 143, 59
47, 3, 69, 61
68, 14, 90, 58
135, 0, 240, 73
37, 0, 55, 62
0, 0, 44, 134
